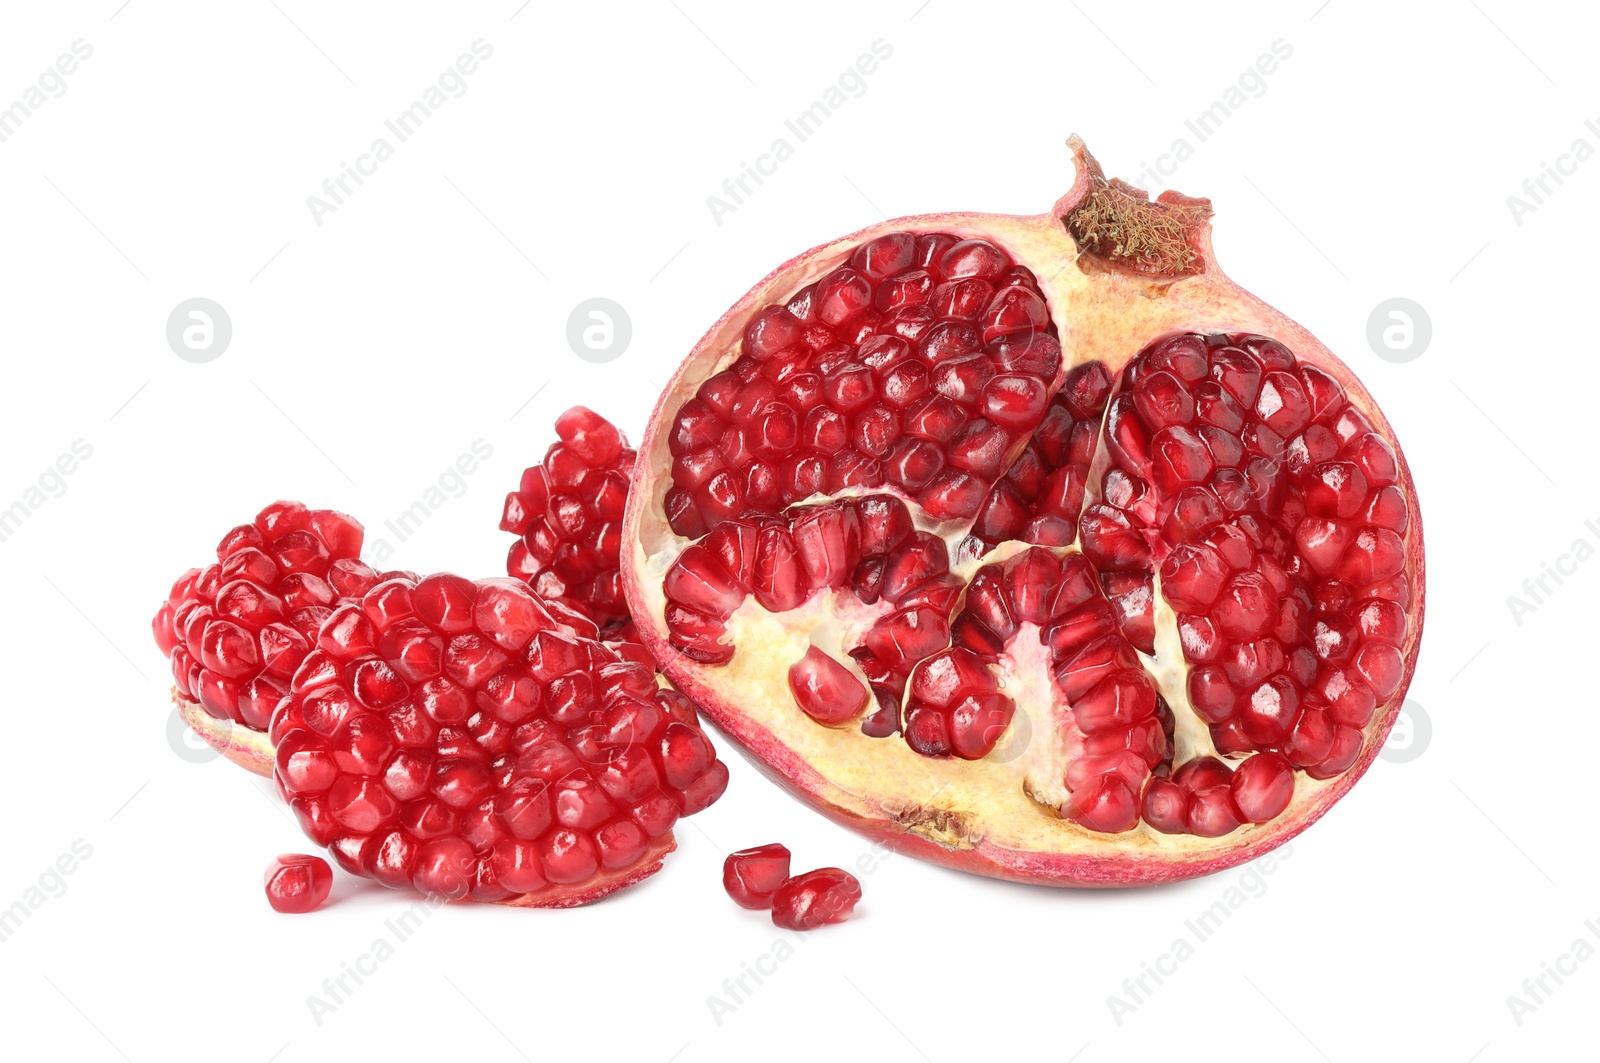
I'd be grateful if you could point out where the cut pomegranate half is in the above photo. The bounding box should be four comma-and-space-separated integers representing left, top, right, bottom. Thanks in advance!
622, 138, 1423, 886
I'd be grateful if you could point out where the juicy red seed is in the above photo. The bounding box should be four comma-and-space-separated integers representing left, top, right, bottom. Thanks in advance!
1230, 752, 1295, 822
1308, 725, 1365, 779
264, 853, 333, 914
947, 693, 1014, 760
939, 239, 1012, 280
723, 843, 792, 909
770, 868, 862, 930
1066, 775, 1141, 833
1187, 786, 1243, 837
1141, 779, 1189, 834
815, 268, 874, 326
788, 647, 869, 725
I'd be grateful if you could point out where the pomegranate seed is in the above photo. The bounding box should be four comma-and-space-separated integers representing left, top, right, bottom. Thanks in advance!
723, 843, 792, 909
264, 853, 333, 913
770, 868, 862, 930
1067, 776, 1140, 833
1141, 779, 1189, 834
1187, 786, 1243, 837
939, 239, 1012, 280
1309, 724, 1366, 779
1230, 752, 1295, 822
948, 693, 1014, 759
788, 647, 869, 725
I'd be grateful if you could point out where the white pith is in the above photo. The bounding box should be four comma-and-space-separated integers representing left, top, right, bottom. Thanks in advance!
998, 623, 1070, 809
623, 142, 1422, 881
1145, 574, 1220, 766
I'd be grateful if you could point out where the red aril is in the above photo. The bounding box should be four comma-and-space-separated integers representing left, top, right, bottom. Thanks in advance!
622, 139, 1423, 886
770, 868, 862, 930
723, 843, 792, 909
264, 853, 333, 914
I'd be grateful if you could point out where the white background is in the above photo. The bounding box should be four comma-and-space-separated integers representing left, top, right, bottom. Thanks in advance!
0, 1, 1593, 1059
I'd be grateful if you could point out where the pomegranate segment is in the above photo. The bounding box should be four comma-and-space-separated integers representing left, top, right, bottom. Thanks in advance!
625, 139, 1423, 886
663, 233, 1062, 539
154, 501, 392, 738
1083, 331, 1412, 784
503, 408, 638, 642
271, 573, 728, 906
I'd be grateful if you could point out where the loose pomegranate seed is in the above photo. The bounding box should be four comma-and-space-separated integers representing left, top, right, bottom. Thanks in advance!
265, 853, 333, 913
723, 843, 792, 909
272, 574, 728, 905
787, 647, 868, 725
153, 501, 388, 732
503, 407, 639, 642
770, 868, 862, 930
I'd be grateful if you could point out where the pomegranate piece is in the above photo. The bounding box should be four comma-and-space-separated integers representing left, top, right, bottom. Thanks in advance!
770, 868, 862, 930
503, 407, 639, 643
265, 853, 333, 913
623, 138, 1422, 888
272, 573, 728, 907
723, 843, 792, 909
662, 238, 1058, 539
153, 501, 398, 773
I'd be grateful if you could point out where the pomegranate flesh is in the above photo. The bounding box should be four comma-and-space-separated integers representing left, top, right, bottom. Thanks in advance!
622, 138, 1424, 886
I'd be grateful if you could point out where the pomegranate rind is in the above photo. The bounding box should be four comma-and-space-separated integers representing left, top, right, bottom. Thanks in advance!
623, 139, 1423, 887
175, 690, 275, 777
497, 836, 676, 908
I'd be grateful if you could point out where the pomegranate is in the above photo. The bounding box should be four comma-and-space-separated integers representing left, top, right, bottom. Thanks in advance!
269, 572, 729, 906
621, 138, 1423, 885
502, 407, 639, 643
265, 853, 333, 913
153, 501, 398, 775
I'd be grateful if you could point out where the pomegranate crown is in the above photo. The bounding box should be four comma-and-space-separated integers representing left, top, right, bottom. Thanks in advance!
1060, 134, 1213, 280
